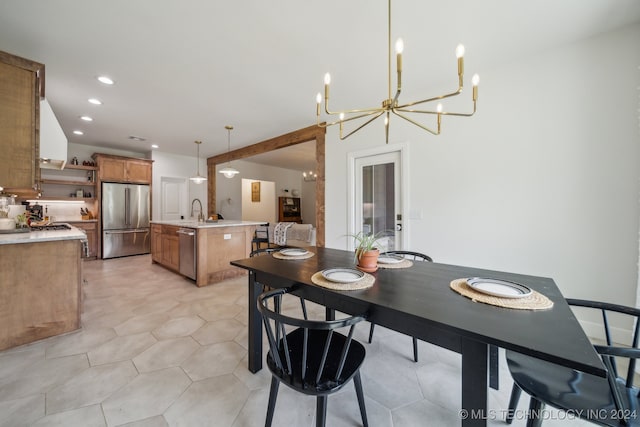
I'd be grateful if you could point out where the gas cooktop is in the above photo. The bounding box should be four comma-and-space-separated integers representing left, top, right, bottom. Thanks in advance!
29, 223, 72, 231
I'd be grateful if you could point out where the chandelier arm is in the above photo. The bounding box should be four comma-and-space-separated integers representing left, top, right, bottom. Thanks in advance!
339, 111, 386, 140
395, 87, 463, 110
318, 109, 384, 128
391, 110, 440, 135
396, 101, 477, 117
324, 101, 385, 116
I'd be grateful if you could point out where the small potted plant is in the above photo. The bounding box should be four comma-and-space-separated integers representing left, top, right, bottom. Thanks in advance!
350, 230, 388, 272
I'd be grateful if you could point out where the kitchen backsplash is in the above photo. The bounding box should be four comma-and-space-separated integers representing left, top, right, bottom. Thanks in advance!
29, 200, 94, 222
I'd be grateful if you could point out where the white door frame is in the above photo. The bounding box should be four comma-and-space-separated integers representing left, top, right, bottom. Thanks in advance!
347, 142, 410, 251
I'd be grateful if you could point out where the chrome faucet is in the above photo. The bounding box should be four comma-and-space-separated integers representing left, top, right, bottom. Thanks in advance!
191, 198, 204, 222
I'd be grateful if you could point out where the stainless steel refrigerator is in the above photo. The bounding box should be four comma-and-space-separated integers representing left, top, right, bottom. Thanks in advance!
102, 182, 151, 259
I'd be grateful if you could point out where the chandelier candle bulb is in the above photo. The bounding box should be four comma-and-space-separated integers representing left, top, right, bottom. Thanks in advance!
324, 73, 331, 100
395, 38, 403, 73
472, 74, 480, 101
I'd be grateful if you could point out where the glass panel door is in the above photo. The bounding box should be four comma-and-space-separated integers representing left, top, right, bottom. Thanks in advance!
354, 151, 402, 252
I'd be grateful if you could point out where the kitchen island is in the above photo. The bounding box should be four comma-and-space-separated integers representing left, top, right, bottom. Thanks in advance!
0, 225, 87, 351
150, 220, 264, 287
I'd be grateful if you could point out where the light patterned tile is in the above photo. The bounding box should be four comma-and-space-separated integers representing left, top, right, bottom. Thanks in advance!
0, 354, 89, 402
133, 337, 200, 373
46, 360, 138, 414
32, 404, 106, 427
0, 394, 44, 427
164, 374, 250, 426
191, 318, 244, 346
45, 328, 117, 359
152, 316, 205, 340
181, 342, 246, 381
87, 332, 156, 366
101, 367, 191, 426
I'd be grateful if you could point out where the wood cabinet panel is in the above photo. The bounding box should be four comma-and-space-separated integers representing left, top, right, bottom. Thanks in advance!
93, 153, 152, 184
195, 225, 255, 287
70, 221, 97, 259
126, 159, 152, 183
97, 157, 127, 182
161, 234, 179, 271
151, 224, 180, 271
0, 239, 81, 351
0, 50, 43, 195
151, 224, 162, 263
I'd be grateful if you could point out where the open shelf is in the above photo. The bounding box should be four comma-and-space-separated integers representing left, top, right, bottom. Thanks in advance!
37, 197, 96, 202
40, 179, 96, 186
65, 164, 97, 171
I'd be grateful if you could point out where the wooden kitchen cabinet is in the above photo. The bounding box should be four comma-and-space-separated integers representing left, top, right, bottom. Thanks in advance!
93, 153, 152, 184
0, 238, 82, 351
151, 224, 180, 272
0, 50, 44, 196
69, 221, 98, 259
151, 224, 162, 263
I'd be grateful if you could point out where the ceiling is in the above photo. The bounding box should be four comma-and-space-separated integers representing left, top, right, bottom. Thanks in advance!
1, 1, 639, 171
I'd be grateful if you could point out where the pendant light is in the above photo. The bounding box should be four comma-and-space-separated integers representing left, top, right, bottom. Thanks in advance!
219, 125, 239, 178
189, 140, 206, 184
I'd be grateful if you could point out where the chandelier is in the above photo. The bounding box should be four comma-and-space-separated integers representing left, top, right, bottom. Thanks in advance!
219, 125, 239, 178
303, 170, 317, 181
315, 0, 479, 143
189, 140, 206, 184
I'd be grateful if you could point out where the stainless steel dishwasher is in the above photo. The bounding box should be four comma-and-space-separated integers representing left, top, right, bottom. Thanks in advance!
177, 228, 196, 280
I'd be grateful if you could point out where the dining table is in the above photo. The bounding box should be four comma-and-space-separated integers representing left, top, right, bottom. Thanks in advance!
231, 246, 606, 427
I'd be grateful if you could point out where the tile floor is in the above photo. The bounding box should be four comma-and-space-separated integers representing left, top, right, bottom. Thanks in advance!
0, 255, 593, 426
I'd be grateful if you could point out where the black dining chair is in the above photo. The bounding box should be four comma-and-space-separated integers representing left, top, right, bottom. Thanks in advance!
249, 247, 281, 258
368, 250, 432, 362
258, 287, 369, 427
506, 298, 640, 426
251, 223, 270, 252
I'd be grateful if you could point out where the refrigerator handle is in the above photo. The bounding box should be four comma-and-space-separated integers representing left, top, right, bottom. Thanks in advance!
125, 187, 130, 226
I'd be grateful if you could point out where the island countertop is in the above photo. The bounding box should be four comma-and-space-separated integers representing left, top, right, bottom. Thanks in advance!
150, 219, 266, 229
0, 225, 87, 245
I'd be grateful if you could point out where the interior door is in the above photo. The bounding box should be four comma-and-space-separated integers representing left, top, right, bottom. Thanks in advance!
160, 177, 187, 221
352, 149, 404, 251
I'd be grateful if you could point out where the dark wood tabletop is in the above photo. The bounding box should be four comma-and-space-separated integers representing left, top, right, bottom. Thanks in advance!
232, 246, 605, 426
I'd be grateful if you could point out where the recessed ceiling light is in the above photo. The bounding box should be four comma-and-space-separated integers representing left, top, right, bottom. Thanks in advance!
73, 130, 84, 135
151, 144, 159, 149
97, 76, 114, 85
88, 98, 102, 105
80, 115, 93, 122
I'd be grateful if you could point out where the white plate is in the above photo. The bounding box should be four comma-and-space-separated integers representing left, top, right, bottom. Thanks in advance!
321, 268, 365, 283
279, 248, 309, 256
378, 254, 404, 264
467, 277, 533, 299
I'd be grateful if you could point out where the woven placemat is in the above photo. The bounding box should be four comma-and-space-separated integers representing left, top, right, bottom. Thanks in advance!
450, 278, 554, 310
311, 271, 375, 290
272, 251, 315, 260
378, 259, 413, 269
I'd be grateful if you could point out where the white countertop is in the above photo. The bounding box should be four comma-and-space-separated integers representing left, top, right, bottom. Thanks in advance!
0, 224, 87, 245
150, 219, 266, 229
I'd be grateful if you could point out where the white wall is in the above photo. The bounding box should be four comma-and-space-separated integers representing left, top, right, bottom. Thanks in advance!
241, 179, 276, 223
216, 159, 304, 221
151, 151, 207, 221
300, 178, 316, 226
325, 23, 640, 329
